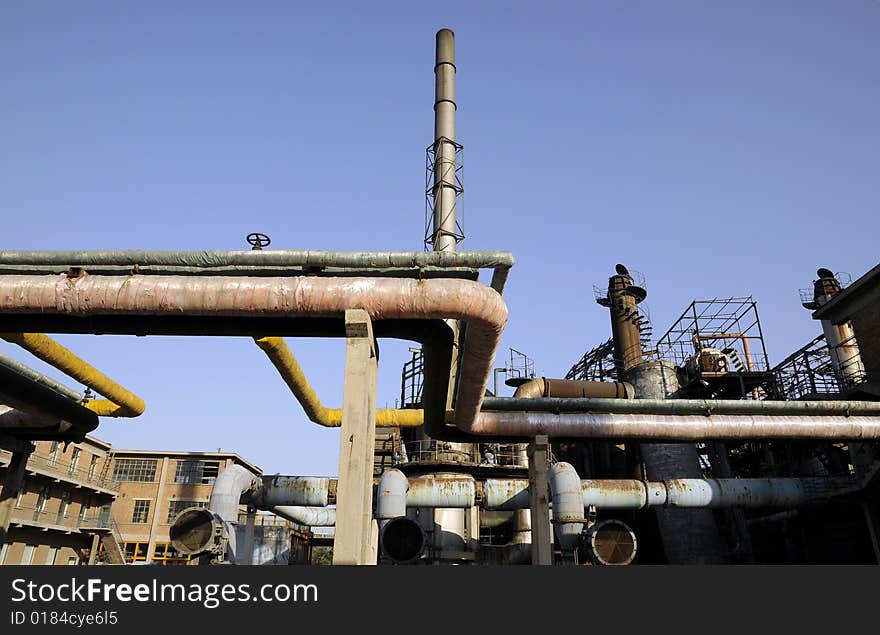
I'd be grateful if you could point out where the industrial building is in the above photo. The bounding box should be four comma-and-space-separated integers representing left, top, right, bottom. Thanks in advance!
0, 28, 878, 566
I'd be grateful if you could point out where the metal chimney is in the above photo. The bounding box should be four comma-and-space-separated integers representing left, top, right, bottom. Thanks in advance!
803, 268, 866, 390
429, 28, 463, 252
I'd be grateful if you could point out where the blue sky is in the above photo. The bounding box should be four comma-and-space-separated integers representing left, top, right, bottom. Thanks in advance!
1, 1, 878, 475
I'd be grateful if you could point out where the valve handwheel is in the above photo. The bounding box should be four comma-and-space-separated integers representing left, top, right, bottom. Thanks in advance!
246, 232, 271, 250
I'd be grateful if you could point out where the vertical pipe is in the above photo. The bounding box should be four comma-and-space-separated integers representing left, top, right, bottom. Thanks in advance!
810, 269, 866, 389
627, 360, 726, 564
605, 265, 644, 374
433, 28, 458, 253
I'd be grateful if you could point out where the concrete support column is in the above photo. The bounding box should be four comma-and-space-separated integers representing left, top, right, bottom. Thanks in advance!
628, 360, 726, 564
0, 439, 34, 545
145, 457, 169, 563
333, 309, 379, 565
243, 506, 256, 565
528, 435, 553, 565
87, 533, 100, 565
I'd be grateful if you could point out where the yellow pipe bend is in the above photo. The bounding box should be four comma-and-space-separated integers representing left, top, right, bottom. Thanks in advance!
0, 332, 145, 417
253, 336, 427, 428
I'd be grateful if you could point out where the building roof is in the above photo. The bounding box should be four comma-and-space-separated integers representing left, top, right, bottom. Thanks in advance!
813, 262, 880, 324
110, 448, 262, 475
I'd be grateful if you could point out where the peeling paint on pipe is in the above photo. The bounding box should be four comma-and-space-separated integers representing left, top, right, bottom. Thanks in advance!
513, 378, 634, 400
251, 476, 331, 508
406, 474, 475, 508
0, 274, 506, 433
467, 411, 880, 440
0, 250, 515, 293
549, 463, 584, 550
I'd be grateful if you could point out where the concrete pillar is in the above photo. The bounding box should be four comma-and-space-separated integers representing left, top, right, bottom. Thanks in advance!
87, 533, 100, 565
528, 435, 553, 565
627, 360, 726, 564
0, 440, 34, 545
333, 309, 378, 565
243, 506, 256, 565
145, 457, 169, 563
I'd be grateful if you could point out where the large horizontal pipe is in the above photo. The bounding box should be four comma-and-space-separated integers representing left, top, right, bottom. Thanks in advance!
483, 477, 860, 510
0, 250, 515, 293
513, 378, 634, 400
0, 274, 506, 433
0, 404, 74, 429
0, 363, 98, 440
253, 336, 424, 427
480, 396, 880, 417
0, 353, 82, 401
250, 476, 332, 509
272, 506, 337, 527
466, 412, 880, 440
1, 332, 145, 417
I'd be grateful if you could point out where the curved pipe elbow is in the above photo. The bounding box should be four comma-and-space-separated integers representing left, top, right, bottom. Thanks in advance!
209, 464, 260, 523
549, 462, 584, 551
376, 469, 409, 522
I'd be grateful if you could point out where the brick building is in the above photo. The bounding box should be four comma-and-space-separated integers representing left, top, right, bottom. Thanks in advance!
107, 449, 261, 564
0, 436, 119, 565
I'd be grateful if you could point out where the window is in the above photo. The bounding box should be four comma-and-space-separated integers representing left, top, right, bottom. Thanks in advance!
0, 543, 8, 565
166, 499, 209, 523
45, 547, 58, 565
48, 441, 59, 466
112, 458, 156, 482
131, 500, 151, 524
68, 448, 81, 475
58, 492, 71, 519
21, 544, 36, 565
67, 556, 78, 566
15, 489, 24, 508
35, 488, 49, 513
174, 460, 220, 484
78, 498, 91, 522
87, 456, 99, 480
123, 542, 149, 564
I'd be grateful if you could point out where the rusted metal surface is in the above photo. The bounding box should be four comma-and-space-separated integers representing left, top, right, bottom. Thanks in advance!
513, 377, 634, 399
0, 274, 507, 433
406, 473, 475, 508
252, 475, 331, 508
467, 411, 880, 440
483, 478, 530, 510
549, 462, 583, 549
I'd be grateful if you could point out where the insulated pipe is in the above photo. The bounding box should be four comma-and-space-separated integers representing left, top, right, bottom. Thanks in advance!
512, 378, 634, 400
253, 336, 424, 427
482, 477, 860, 511
0, 332, 145, 417
272, 506, 336, 527
549, 462, 584, 550
406, 474, 475, 508
0, 274, 507, 433
0, 404, 75, 430
0, 363, 98, 440
376, 469, 409, 525
0, 353, 82, 402
249, 476, 331, 509
809, 269, 866, 388
478, 396, 880, 417
467, 411, 880, 440
209, 465, 260, 523
0, 250, 515, 294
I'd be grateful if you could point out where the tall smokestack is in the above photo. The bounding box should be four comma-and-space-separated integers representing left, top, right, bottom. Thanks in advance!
804, 268, 866, 389
431, 28, 460, 252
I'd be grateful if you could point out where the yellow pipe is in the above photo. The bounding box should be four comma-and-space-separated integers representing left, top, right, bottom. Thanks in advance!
0, 332, 145, 417
253, 336, 427, 428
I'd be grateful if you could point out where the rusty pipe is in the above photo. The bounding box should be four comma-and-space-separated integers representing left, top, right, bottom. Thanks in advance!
513, 377, 634, 400
467, 411, 880, 440
0, 274, 508, 432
